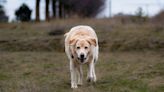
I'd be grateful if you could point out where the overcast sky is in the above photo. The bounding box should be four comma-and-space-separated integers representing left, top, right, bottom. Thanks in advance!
3, 0, 164, 21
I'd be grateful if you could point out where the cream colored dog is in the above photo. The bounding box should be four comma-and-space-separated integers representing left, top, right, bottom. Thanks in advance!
64, 25, 99, 88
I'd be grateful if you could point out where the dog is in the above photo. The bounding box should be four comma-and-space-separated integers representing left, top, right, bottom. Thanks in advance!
64, 25, 99, 88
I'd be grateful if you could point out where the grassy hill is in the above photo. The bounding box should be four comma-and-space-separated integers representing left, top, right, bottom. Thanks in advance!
0, 19, 163, 52
0, 19, 164, 92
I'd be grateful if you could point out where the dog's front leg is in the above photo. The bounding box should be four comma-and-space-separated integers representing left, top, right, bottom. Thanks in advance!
70, 60, 78, 88
87, 60, 96, 82
77, 65, 83, 85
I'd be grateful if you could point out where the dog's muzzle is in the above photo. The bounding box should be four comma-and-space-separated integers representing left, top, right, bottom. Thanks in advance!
78, 54, 86, 63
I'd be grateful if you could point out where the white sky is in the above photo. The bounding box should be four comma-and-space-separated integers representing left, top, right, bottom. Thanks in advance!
101, 0, 164, 17
3, 0, 164, 21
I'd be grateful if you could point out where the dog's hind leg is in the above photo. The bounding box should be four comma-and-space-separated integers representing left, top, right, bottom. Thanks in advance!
92, 62, 96, 82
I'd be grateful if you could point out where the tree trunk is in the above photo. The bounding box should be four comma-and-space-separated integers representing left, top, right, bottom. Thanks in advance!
35, 0, 40, 22
59, 1, 62, 18
52, 0, 56, 18
45, 0, 50, 21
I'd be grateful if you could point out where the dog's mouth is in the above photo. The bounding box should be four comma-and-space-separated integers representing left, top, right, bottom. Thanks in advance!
78, 57, 87, 63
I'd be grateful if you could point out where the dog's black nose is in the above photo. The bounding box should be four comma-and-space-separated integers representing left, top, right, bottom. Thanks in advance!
80, 54, 84, 59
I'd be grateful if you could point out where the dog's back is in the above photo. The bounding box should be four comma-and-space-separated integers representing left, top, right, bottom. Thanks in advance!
65, 25, 98, 45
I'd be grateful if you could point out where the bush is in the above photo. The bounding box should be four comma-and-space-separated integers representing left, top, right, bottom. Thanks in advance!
151, 10, 164, 24
15, 3, 32, 22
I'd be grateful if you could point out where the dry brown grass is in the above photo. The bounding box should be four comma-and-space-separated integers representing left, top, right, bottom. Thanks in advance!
0, 19, 164, 92
0, 51, 163, 92
0, 18, 164, 52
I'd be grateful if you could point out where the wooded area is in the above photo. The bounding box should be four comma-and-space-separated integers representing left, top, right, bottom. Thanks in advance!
35, 0, 104, 21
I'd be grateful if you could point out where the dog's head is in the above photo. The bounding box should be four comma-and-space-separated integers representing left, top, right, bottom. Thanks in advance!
69, 36, 97, 63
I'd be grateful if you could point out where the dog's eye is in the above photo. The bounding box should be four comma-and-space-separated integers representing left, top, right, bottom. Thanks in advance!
85, 47, 88, 49
77, 47, 80, 49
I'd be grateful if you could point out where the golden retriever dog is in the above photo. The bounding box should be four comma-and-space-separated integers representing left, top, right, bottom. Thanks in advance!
64, 25, 99, 88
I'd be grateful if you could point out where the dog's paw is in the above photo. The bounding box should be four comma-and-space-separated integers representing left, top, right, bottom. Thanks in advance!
71, 83, 78, 88
77, 81, 83, 86
87, 77, 93, 82
93, 77, 97, 82
71, 86, 78, 89
87, 77, 97, 83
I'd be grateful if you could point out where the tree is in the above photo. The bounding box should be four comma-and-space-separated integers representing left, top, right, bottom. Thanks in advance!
134, 7, 147, 23
51, 0, 105, 18
135, 7, 144, 18
52, 0, 63, 18
0, 5, 8, 22
45, 0, 50, 21
35, 0, 40, 22
15, 4, 32, 22
71, 0, 104, 17
36, 0, 105, 21
52, 0, 56, 18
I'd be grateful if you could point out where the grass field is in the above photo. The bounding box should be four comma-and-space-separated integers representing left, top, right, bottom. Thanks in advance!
0, 51, 163, 92
0, 19, 164, 92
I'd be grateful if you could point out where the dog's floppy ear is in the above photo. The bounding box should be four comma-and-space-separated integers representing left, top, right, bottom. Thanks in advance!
64, 32, 68, 37
69, 37, 78, 46
87, 38, 97, 46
